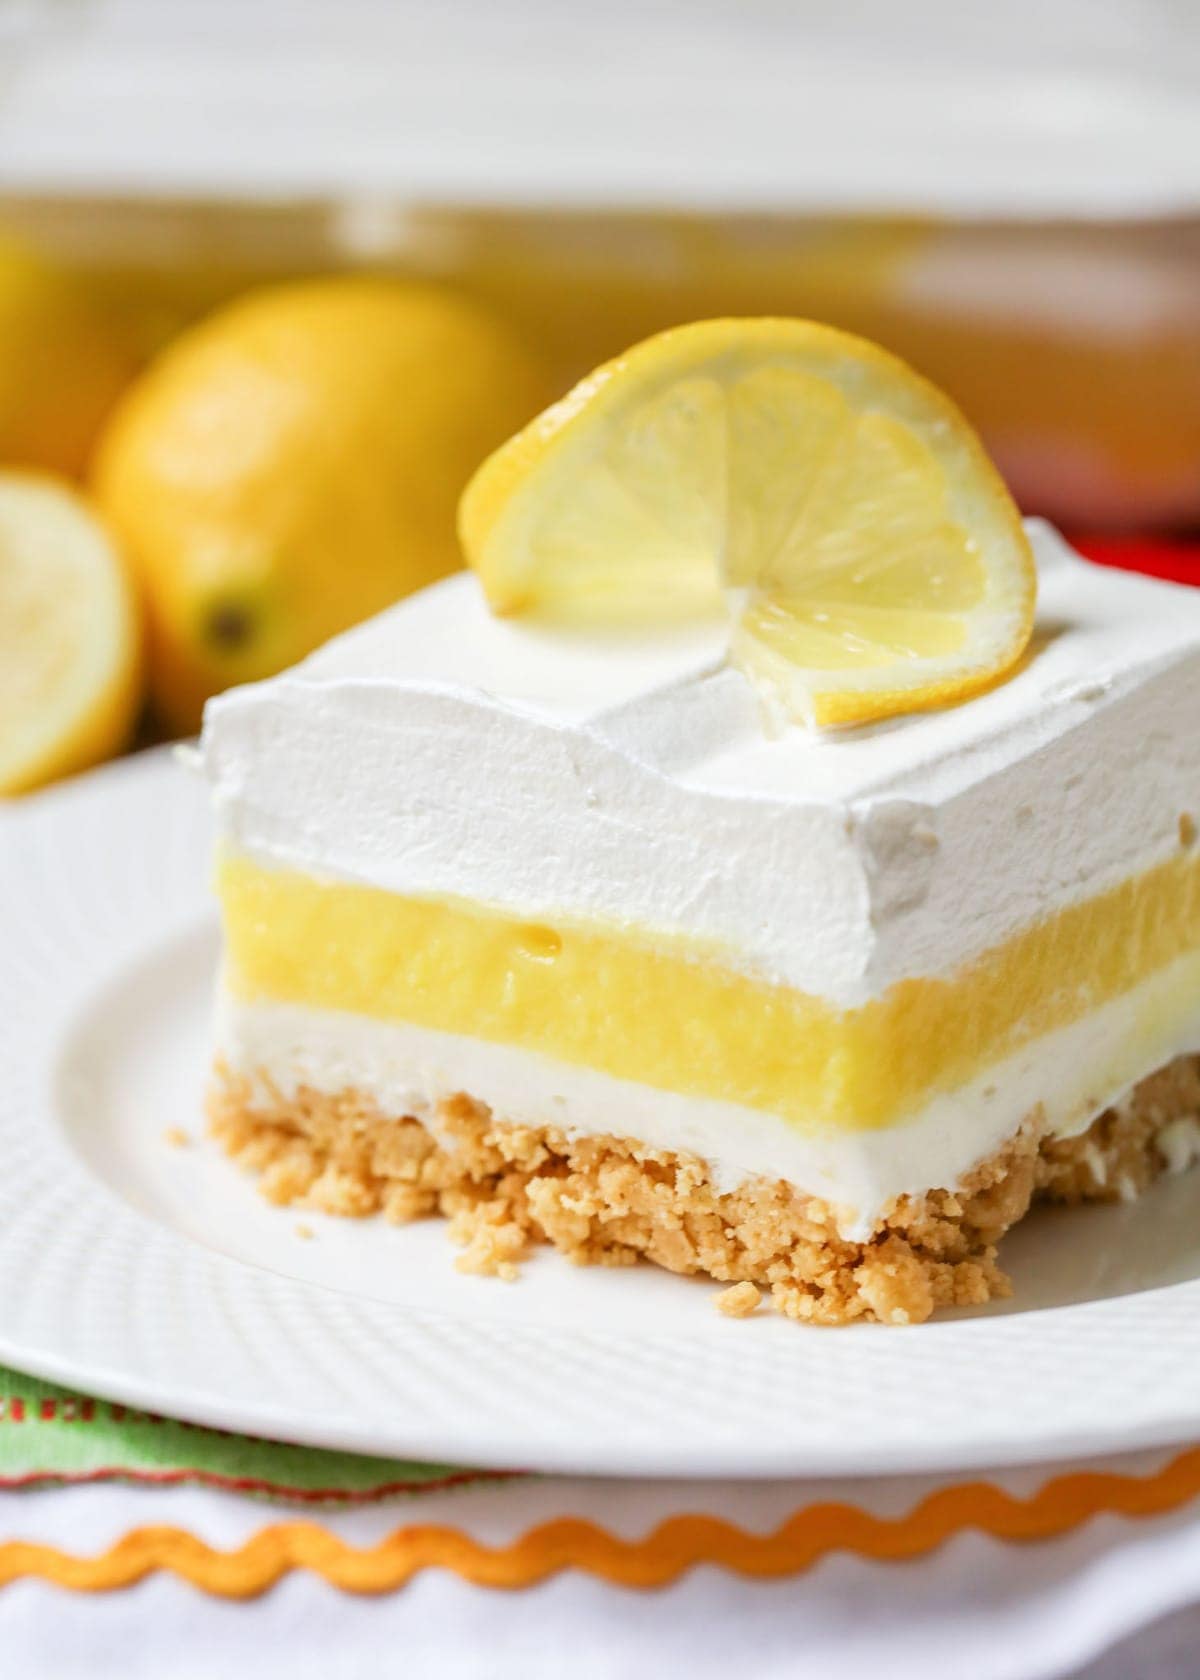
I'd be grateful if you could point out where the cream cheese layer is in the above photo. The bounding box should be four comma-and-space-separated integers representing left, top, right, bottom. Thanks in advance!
200, 522, 1200, 1007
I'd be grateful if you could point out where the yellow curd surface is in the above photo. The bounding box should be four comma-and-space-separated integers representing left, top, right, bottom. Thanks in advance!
218, 845, 1200, 1133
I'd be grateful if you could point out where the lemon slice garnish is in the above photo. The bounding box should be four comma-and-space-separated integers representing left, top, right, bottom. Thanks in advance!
460, 319, 1036, 728
0, 474, 141, 795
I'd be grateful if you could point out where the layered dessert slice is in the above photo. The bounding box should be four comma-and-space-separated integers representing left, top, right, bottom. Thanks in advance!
200, 321, 1200, 1324
201, 519, 1200, 1324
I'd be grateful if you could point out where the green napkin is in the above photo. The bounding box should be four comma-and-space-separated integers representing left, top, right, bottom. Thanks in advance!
0, 1364, 505, 1504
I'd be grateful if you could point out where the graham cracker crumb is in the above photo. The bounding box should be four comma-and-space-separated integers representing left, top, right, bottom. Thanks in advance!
1180, 812, 1197, 848
163, 1127, 190, 1148
295, 1223, 315, 1240
207, 1053, 1200, 1327
853, 1236, 935, 1326
452, 1213, 527, 1279
715, 1281, 762, 1318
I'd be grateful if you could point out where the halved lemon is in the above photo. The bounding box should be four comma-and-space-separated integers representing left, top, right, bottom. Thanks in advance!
460, 319, 1036, 728
0, 474, 142, 795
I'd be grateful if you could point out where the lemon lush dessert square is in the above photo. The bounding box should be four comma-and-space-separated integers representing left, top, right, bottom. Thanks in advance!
200, 322, 1200, 1324
200, 524, 1200, 1324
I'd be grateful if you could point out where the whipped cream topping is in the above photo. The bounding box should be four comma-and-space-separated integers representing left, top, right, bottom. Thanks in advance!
200, 522, 1200, 1006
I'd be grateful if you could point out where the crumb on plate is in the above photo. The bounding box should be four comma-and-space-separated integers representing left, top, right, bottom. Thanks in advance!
715, 1281, 762, 1318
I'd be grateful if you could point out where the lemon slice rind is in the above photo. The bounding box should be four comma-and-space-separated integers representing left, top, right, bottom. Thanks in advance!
460, 318, 1036, 728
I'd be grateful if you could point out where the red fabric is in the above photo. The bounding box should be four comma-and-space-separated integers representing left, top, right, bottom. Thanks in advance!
1070, 535, 1200, 587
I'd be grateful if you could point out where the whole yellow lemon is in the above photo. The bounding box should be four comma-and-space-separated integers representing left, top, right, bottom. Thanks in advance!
92, 277, 551, 732
0, 239, 136, 478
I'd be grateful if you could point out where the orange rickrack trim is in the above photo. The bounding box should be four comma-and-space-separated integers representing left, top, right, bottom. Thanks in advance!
4, 1444, 1200, 1597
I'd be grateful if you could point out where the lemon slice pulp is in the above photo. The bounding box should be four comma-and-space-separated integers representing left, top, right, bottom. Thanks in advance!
0, 474, 141, 795
459, 319, 1036, 728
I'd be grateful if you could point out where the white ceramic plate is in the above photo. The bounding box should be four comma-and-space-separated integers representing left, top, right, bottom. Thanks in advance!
3, 748, 1200, 1479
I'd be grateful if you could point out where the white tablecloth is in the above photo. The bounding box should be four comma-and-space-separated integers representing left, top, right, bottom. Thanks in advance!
4, 1460, 1200, 1680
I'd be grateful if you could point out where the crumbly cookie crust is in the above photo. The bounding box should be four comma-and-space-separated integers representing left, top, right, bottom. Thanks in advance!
208, 1054, 1200, 1326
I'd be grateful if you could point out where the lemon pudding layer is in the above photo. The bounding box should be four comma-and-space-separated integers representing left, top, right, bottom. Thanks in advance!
202, 523, 1200, 1318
